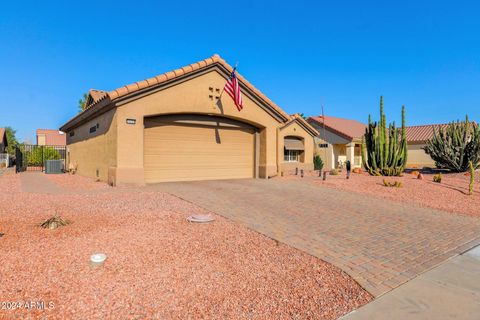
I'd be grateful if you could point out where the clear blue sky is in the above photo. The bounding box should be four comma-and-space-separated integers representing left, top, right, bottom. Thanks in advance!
1, 1, 479, 142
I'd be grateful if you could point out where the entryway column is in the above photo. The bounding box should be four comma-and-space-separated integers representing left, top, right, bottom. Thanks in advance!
346, 143, 355, 166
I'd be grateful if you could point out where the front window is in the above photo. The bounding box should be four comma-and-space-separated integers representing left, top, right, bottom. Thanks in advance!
284, 150, 300, 162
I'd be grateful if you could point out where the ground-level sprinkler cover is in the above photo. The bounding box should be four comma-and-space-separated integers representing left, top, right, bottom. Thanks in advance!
186, 214, 215, 223
90, 253, 107, 266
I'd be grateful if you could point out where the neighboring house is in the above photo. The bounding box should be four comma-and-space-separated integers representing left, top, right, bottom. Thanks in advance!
307, 115, 474, 170
307, 116, 365, 170
36, 129, 67, 146
0, 128, 8, 167
60, 54, 318, 185
0, 128, 7, 153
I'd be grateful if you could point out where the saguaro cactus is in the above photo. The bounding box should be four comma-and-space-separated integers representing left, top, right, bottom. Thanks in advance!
362, 97, 407, 176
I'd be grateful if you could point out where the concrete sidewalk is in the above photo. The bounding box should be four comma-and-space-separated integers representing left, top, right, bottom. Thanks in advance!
342, 245, 480, 320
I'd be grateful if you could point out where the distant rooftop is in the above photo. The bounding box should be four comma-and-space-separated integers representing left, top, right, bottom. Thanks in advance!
307, 115, 366, 140
307, 116, 477, 143
36, 129, 66, 146
405, 122, 476, 143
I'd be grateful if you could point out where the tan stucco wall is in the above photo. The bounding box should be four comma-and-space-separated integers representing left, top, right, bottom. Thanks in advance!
114, 69, 283, 183
278, 121, 315, 173
407, 142, 435, 168
66, 109, 117, 182
37, 135, 46, 146
313, 136, 334, 170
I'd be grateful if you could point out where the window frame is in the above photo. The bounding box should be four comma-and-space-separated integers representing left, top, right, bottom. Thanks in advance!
284, 149, 300, 162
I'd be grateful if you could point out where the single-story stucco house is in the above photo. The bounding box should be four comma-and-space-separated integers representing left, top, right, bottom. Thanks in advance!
60, 54, 318, 185
404, 124, 444, 168
307, 116, 365, 170
307, 116, 463, 170
0, 128, 8, 168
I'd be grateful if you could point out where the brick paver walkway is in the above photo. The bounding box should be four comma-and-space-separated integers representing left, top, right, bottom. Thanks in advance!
152, 179, 480, 297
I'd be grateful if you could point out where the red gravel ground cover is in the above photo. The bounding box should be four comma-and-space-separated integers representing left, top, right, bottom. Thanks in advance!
45, 173, 111, 191
289, 169, 480, 217
0, 170, 371, 319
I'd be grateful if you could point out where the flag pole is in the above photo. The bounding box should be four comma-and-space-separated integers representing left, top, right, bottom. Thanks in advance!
321, 101, 328, 178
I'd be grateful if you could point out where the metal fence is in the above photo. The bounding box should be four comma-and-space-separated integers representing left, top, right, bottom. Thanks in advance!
15, 145, 67, 173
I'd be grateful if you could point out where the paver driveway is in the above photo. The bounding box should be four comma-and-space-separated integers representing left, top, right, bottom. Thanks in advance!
152, 179, 480, 297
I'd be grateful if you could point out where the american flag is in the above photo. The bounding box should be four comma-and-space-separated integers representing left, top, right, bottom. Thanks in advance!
224, 68, 243, 111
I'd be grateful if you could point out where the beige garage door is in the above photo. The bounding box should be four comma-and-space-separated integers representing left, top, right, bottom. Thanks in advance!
144, 116, 256, 183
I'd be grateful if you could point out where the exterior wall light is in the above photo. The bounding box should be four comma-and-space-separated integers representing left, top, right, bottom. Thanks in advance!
126, 119, 136, 125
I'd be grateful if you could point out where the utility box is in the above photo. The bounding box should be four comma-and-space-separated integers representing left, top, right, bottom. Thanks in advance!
45, 160, 64, 174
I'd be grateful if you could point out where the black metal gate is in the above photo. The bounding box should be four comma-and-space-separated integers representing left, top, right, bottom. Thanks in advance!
15, 145, 67, 173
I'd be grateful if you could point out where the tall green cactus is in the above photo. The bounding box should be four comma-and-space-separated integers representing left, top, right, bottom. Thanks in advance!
362, 97, 407, 176
423, 116, 480, 172
469, 160, 475, 195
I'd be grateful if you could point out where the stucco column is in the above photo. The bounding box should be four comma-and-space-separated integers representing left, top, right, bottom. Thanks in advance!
329, 146, 335, 169
346, 143, 355, 167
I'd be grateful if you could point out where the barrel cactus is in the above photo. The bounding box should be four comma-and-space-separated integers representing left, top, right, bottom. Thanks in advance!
423, 116, 480, 172
362, 96, 407, 176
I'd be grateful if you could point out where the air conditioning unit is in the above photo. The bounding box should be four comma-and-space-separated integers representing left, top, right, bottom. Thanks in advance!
45, 160, 64, 174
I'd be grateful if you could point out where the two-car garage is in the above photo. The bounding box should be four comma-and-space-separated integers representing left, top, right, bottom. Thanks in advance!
144, 115, 257, 183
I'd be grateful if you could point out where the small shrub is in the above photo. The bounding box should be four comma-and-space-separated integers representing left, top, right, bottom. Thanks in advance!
411, 170, 420, 177
39, 215, 69, 230
383, 179, 403, 188
330, 169, 339, 175
313, 155, 324, 171
433, 173, 442, 183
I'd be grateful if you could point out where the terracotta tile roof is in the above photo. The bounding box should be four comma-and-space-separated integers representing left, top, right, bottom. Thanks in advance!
307, 115, 366, 140
88, 89, 108, 104
308, 117, 477, 143
405, 122, 476, 142
82, 54, 290, 121
36, 129, 67, 146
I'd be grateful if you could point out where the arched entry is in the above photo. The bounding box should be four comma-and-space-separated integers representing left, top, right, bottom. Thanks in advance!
144, 114, 259, 183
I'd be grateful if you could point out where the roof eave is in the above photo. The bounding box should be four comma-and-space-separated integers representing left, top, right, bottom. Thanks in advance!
60, 97, 113, 132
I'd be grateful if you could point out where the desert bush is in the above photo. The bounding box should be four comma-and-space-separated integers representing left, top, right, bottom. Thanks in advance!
39, 215, 69, 230
26, 147, 61, 166
433, 173, 442, 183
329, 169, 339, 175
382, 179, 403, 188
411, 170, 420, 177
